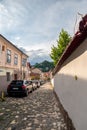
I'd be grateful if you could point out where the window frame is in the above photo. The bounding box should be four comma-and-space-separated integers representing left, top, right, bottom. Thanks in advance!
7, 49, 11, 63
14, 53, 18, 65
22, 58, 27, 66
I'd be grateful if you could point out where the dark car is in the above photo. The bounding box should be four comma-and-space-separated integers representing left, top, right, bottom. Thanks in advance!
7, 80, 33, 96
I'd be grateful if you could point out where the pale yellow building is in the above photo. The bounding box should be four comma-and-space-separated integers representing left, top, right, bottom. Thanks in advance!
0, 34, 28, 93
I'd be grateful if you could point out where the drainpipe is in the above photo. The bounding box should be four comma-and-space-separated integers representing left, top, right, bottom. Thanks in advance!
20, 52, 23, 80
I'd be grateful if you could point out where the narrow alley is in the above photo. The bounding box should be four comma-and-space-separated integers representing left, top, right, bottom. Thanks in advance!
0, 82, 67, 130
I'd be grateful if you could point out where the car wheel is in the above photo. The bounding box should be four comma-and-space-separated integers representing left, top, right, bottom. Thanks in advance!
25, 90, 28, 96
8, 93, 12, 97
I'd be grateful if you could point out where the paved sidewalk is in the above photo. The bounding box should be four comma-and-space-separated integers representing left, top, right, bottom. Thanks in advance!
0, 82, 67, 130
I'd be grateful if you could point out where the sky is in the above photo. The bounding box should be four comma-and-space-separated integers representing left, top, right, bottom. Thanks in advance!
0, 0, 87, 64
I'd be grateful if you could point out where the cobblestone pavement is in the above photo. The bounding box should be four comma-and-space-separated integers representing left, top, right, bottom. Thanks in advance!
0, 82, 67, 130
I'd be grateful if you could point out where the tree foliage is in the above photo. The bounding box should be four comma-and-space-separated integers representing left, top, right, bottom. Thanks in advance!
50, 29, 71, 65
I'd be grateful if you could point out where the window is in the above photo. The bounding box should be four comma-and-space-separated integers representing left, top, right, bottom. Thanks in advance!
11, 80, 23, 85
2, 45, 5, 51
7, 49, 11, 63
14, 54, 18, 65
6, 72, 10, 81
22, 58, 27, 66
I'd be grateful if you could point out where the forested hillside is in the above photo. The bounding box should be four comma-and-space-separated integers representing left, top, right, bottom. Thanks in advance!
33, 60, 54, 72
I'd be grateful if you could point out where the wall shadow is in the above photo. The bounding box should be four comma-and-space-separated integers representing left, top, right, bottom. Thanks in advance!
54, 73, 87, 130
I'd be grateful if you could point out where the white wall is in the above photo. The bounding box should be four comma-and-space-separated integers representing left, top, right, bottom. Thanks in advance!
51, 78, 54, 87
54, 38, 87, 130
0, 68, 13, 93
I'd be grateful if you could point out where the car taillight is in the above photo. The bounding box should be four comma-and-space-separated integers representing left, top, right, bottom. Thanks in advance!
22, 85, 26, 89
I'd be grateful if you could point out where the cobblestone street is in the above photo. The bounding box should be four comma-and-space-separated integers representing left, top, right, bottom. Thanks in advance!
0, 82, 67, 130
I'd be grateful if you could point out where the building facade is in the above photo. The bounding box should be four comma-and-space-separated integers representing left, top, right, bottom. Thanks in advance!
0, 34, 28, 93
30, 68, 42, 80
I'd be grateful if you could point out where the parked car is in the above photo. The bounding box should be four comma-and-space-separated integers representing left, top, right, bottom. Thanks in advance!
40, 80, 45, 85
7, 80, 33, 96
31, 80, 40, 89
36, 80, 40, 88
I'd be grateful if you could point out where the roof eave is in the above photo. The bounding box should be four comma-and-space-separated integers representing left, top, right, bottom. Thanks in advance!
0, 34, 29, 58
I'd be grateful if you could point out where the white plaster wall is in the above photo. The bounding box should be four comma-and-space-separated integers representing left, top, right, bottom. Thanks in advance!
54, 38, 87, 130
51, 78, 54, 87
0, 68, 13, 93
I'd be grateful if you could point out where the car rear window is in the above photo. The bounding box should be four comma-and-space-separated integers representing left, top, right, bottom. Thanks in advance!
11, 80, 23, 85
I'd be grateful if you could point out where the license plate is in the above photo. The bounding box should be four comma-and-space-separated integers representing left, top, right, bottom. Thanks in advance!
13, 88, 18, 90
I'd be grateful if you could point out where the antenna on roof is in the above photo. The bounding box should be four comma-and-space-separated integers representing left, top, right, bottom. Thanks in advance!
77, 12, 83, 17
74, 13, 78, 34
74, 12, 83, 34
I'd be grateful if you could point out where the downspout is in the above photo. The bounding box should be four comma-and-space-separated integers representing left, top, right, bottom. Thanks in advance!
20, 52, 23, 80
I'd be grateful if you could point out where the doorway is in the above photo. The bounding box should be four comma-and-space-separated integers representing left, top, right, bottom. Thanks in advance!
14, 74, 17, 80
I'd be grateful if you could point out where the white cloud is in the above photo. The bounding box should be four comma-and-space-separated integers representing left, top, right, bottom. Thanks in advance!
26, 49, 52, 64
0, 0, 87, 64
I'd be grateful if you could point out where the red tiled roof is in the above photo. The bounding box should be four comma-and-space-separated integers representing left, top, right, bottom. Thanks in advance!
30, 72, 40, 76
52, 18, 87, 76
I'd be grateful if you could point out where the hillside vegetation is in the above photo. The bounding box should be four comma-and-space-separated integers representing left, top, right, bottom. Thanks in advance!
33, 60, 54, 72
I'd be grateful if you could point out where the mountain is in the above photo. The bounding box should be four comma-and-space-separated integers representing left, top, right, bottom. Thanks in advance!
19, 47, 52, 65
29, 53, 52, 65
33, 60, 54, 72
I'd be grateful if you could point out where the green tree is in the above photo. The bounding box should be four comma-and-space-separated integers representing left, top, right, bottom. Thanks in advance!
50, 29, 71, 65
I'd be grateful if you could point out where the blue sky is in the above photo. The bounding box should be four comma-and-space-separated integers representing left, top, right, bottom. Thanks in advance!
0, 0, 87, 64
